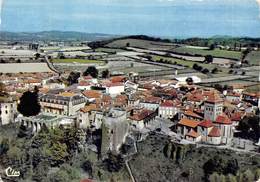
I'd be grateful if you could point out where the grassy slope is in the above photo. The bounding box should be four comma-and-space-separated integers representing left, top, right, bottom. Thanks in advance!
173, 47, 241, 60
106, 38, 176, 50
245, 51, 260, 65
130, 134, 260, 182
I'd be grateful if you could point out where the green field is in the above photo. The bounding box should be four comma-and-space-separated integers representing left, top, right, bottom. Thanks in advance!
152, 55, 228, 71
245, 51, 260, 65
173, 47, 241, 60
52, 59, 103, 64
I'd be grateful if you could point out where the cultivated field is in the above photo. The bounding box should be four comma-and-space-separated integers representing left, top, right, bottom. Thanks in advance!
152, 55, 226, 71
0, 63, 52, 73
172, 47, 241, 60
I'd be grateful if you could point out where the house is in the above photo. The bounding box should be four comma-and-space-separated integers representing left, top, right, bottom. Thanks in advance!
82, 90, 102, 102
197, 120, 214, 142
207, 127, 221, 145
230, 84, 245, 94
39, 91, 86, 116
129, 109, 156, 129
183, 109, 204, 121
77, 104, 97, 129
243, 92, 260, 108
177, 118, 200, 136
139, 96, 161, 111
77, 81, 93, 91
104, 82, 125, 96
125, 80, 138, 91
214, 114, 233, 144
226, 92, 241, 103
158, 100, 179, 119
114, 94, 128, 108
24, 79, 42, 89
185, 129, 201, 142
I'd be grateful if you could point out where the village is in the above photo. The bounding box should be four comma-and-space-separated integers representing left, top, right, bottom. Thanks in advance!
0, 36, 259, 182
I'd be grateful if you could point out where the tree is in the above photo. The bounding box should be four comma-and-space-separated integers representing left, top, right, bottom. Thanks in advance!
204, 55, 213, 63
67, 72, 80, 85
237, 116, 260, 140
35, 53, 41, 60
211, 68, 219, 74
83, 66, 99, 78
209, 44, 216, 50
82, 160, 93, 177
240, 169, 254, 182
203, 155, 239, 178
17, 90, 41, 117
103, 152, 124, 172
0, 82, 6, 93
186, 77, 194, 85
202, 68, 209, 74
57, 52, 65, 59
229, 70, 234, 74
102, 69, 110, 78
193, 63, 199, 70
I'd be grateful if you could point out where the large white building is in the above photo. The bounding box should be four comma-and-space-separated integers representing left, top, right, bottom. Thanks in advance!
158, 100, 179, 119
39, 91, 86, 116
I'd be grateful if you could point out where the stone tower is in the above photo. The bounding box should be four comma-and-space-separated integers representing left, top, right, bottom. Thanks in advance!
204, 92, 223, 121
101, 108, 129, 156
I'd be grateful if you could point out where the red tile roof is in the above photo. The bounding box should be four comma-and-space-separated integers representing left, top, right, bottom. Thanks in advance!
186, 129, 200, 138
198, 120, 213, 128
110, 76, 126, 83
184, 110, 203, 119
187, 94, 204, 102
82, 90, 101, 99
129, 109, 154, 121
230, 112, 244, 122
208, 127, 221, 137
83, 75, 93, 80
206, 94, 223, 103
142, 96, 161, 104
79, 81, 92, 86
215, 114, 232, 125
105, 82, 124, 87
160, 100, 174, 107
178, 118, 200, 128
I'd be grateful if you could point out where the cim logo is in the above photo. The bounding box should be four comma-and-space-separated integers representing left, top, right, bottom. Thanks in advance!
5, 167, 20, 177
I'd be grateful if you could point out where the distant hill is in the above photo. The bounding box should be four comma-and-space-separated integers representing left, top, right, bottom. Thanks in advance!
0, 31, 119, 42
88, 34, 260, 49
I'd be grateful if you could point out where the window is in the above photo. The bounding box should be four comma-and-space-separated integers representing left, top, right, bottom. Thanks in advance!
5, 110, 8, 114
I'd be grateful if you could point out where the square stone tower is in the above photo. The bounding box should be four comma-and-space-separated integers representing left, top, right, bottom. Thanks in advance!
204, 93, 223, 122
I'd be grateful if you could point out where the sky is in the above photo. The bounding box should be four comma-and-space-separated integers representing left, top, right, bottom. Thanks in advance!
0, 0, 260, 38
